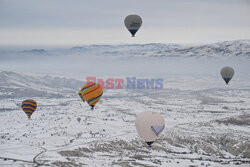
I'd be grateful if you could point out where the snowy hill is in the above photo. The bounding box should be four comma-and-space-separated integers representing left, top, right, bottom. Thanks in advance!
1, 40, 250, 59
157, 40, 250, 58
49, 40, 250, 58
0, 71, 83, 98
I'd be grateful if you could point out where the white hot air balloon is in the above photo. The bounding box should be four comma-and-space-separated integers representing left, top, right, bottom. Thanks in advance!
124, 15, 142, 37
135, 111, 165, 150
220, 66, 235, 84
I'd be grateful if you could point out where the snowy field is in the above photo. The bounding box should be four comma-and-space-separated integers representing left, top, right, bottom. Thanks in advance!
0, 40, 250, 166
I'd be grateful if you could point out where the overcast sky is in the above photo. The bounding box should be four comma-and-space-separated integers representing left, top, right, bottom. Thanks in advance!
0, 0, 250, 46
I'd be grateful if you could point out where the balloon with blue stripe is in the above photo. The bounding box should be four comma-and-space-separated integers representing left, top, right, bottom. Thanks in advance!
124, 15, 142, 37
79, 82, 103, 110
220, 66, 234, 84
21, 99, 37, 119
135, 111, 165, 150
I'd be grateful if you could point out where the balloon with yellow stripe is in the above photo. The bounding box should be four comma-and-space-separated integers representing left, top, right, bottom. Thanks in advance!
21, 99, 37, 119
79, 82, 103, 110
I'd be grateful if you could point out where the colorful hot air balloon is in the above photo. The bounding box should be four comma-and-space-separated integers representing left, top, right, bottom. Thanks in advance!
79, 82, 103, 110
220, 66, 234, 84
124, 15, 142, 37
135, 111, 165, 150
21, 99, 37, 119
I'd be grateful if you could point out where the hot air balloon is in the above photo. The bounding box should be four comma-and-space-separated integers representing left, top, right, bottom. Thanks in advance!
135, 111, 165, 150
21, 99, 37, 119
124, 15, 142, 37
79, 82, 103, 110
220, 66, 234, 84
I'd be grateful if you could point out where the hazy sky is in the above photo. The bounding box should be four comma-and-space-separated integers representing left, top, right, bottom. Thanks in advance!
0, 0, 250, 46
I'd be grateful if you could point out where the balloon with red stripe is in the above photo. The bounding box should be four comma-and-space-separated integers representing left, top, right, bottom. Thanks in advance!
21, 99, 37, 119
79, 82, 103, 110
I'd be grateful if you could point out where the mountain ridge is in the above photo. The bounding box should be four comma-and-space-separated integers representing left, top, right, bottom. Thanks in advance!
0, 71, 83, 98
1, 39, 249, 58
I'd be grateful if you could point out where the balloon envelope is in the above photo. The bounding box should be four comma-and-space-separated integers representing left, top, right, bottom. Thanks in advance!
21, 99, 37, 118
135, 111, 165, 143
79, 82, 103, 109
124, 15, 142, 37
220, 66, 234, 84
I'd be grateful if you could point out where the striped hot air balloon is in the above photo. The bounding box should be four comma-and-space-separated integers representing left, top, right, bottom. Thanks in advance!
21, 99, 37, 119
79, 82, 103, 110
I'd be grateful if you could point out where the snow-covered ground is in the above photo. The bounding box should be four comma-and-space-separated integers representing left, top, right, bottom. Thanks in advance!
0, 40, 250, 166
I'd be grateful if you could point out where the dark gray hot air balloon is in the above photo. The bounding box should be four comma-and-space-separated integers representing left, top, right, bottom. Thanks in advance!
220, 66, 234, 84
124, 15, 142, 37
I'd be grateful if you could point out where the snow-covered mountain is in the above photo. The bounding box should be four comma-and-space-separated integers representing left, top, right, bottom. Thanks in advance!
0, 71, 83, 98
69, 43, 180, 57
1, 40, 250, 59
58, 39, 250, 58
152, 40, 250, 58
